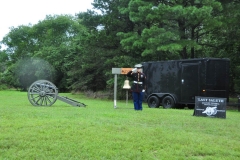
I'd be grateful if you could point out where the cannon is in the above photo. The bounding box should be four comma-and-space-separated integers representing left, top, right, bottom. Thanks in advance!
27, 80, 86, 107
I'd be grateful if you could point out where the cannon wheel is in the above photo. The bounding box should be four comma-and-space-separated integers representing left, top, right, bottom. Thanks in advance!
28, 80, 58, 106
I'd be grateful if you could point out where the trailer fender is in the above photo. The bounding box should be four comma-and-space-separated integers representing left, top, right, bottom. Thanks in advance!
166, 94, 178, 104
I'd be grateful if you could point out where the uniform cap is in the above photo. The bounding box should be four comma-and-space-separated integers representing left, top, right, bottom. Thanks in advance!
134, 64, 143, 68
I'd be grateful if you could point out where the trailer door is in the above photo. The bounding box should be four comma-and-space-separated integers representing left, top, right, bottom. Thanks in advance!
181, 63, 199, 102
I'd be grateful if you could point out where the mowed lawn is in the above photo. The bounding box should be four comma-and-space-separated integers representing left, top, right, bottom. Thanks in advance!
0, 90, 240, 160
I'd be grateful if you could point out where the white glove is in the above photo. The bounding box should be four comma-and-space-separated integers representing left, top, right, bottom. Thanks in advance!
142, 89, 145, 92
132, 68, 137, 73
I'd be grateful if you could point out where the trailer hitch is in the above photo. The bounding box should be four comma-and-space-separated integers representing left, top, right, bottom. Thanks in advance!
27, 80, 86, 107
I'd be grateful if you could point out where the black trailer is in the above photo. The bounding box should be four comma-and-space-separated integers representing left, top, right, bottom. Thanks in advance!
142, 58, 230, 109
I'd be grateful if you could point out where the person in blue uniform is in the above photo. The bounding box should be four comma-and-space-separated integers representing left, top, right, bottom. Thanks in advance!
127, 64, 146, 110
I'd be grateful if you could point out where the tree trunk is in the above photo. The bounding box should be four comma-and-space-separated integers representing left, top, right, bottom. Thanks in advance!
181, 47, 187, 59
191, 26, 195, 58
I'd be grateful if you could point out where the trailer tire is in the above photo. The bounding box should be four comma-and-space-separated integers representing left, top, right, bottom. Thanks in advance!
162, 96, 175, 109
147, 96, 160, 108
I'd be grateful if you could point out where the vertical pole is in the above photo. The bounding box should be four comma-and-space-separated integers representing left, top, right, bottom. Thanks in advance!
126, 90, 128, 105
114, 74, 117, 108
238, 97, 240, 112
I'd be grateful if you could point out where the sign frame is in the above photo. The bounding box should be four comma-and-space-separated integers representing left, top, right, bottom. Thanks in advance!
111, 68, 132, 108
194, 96, 226, 119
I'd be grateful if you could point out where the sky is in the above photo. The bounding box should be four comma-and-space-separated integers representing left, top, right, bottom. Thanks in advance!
0, 0, 94, 47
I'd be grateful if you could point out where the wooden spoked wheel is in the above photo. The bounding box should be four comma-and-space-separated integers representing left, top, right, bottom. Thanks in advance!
28, 80, 58, 106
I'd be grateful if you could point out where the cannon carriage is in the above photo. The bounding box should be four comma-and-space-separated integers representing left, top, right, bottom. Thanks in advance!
28, 80, 86, 107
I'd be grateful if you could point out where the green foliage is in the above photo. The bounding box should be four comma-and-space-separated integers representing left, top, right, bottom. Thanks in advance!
205, 1, 240, 92
67, 0, 146, 92
0, 50, 9, 87
0, 50, 8, 63
1, 15, 86, 90
0, 90, 240, 159
0, 84, 8, 90
2, 25, 34, 62
118, 0, 223, 59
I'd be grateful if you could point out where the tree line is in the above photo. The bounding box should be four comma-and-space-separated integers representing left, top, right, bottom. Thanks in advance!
0, 0, 239, 96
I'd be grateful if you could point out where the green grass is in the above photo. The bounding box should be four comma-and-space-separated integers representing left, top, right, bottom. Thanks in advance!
0, 90, 240, 160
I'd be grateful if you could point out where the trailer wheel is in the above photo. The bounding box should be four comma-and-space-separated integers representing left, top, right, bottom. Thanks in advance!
162, 96, 175, 109
147, 96, 160, 108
